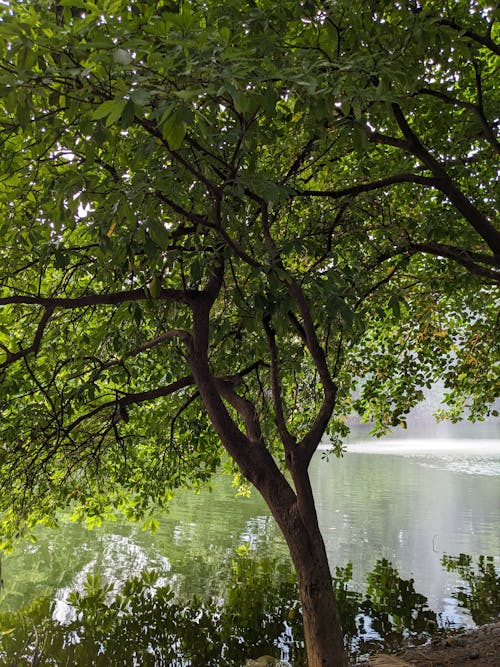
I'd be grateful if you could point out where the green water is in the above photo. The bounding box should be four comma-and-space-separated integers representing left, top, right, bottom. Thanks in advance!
1, 431, 499, 630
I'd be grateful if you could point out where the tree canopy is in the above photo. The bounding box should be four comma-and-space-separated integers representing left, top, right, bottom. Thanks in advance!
0, 1, 498, 661
0, 0, 498, 536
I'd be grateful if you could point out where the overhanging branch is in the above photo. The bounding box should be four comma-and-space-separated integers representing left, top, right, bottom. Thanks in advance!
0, 288, 196, 309
409, 241, 500, 283
65, 375, 196, 433
297, 173, 437, 199
391, 103, 500, 263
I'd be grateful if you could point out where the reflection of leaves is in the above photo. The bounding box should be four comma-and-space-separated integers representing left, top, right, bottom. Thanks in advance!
0, 556, 305, 666
8, 555, 498, 663
442, 554, 499, 625
331, 559, 440, 657
360, 558, 438, 653
0, 555, 456, 664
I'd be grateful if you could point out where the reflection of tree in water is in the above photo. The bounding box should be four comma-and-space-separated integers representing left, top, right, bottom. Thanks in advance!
442, 554, 499, 626
1, 555, 303, 667
0, 555, 497, 665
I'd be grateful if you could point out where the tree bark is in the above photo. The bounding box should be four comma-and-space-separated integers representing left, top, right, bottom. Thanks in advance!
294, 531, 348, 667
258, 469, 349, 667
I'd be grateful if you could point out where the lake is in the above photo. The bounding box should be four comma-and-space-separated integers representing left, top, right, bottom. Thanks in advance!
1, 420, 499, 634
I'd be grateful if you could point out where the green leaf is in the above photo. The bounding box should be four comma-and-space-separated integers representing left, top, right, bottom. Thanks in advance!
54, 248, 70, 269
92, 99, 124, 121
130, 88, 151, 107
16, 104, 31, 129
388, 294, 401, 319
3, 90, 18, 115
190, 258, 202, 283
120, 99, 135, 128
160, 109, 187, 150
149, 221, 171, 250
331, 296, 353, 328
148, 275, 162, 299
85, 35, 115, 49
231, 89, 251, 114
352, 124, 369, 152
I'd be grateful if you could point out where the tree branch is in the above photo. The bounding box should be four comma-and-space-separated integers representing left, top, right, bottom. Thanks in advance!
297, 173, 437, 199
391, 103, 500, 263
188, 292, 295, 503
153, 189, 210, 227
281, 137, 317, 184
76, 330, 190, 387
137, 118, 220, 195
417, 87, 500, 154
354, 265, 399, 310
0, 288, 196, 309
215, 380, 264, 446
218, 225, 262, 268
128, 329, 192, 356
65, 376, 195, 433
263, 316, 296, 451
119, 377, 194, 408
0, 307, 54, 370
217, 360, 269, 384
409, 241, 500, 283
168, 391, 200, 459
438, 18, 500, 56
298, 389, 337, 465
367, 128, 409, 150
286, 278, 336, 394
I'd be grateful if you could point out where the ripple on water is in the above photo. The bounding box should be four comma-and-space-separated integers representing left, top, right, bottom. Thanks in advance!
414, 457, 500, 476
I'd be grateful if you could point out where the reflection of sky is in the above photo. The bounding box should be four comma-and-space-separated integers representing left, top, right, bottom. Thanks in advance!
342, 438, 500, 468
52, 534, 172, 623
341, 438, 500, 476
346, 418, 500, 440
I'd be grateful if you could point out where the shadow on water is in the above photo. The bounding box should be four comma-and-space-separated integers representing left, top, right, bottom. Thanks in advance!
0, 553, 497, 666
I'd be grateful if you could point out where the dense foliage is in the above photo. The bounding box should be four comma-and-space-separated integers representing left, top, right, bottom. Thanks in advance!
1, 0, 497, 544
0, 4, 498, 661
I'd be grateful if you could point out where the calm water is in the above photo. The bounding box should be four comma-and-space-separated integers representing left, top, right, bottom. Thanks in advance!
1, 423, 499, 628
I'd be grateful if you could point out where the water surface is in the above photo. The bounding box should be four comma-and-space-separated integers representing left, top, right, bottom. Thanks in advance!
1, 427, 499, 629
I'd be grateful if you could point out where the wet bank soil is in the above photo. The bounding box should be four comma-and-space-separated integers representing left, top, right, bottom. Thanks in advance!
366, 622, 500, 666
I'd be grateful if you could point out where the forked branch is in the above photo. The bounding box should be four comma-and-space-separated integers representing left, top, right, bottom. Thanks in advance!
0, 307, 54, 370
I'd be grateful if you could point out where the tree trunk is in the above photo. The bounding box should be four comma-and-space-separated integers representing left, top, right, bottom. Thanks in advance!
259, 477, 349, 667
290, 518, 348, 667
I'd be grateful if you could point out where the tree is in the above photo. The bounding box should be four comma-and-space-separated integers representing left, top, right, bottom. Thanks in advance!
0, 1, 498, 664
